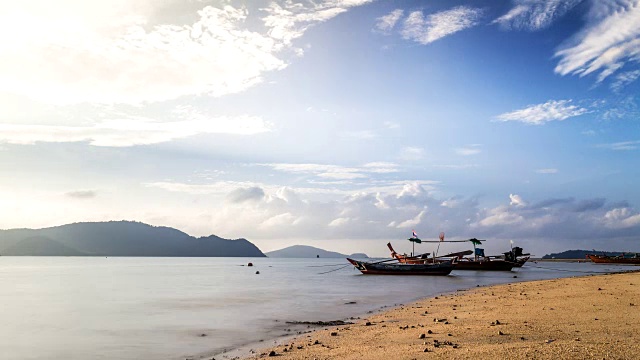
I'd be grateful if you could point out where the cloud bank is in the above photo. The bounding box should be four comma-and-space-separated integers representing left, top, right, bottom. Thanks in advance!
0, 114, 270, 147
146, 182, 640, 254
0, 0, 372, 105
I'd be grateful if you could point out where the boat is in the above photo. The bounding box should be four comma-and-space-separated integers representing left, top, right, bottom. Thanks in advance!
387, 242, 433, 264
499, 246, 530, 267
347, 258, 455, 276
513, 256, 530, 267
439, 243, 525, 271
449, 257, 517, 271
586, 253, 640, 265
388, 235, 527, 271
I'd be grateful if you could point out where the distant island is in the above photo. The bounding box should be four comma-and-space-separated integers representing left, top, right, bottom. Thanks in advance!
0, 221, 265, 257
542, 249, 627, 259
265, 245, 368, 258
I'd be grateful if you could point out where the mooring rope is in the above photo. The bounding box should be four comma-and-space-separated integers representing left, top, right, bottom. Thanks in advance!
317, 265, 351, 274
307, 263, 350, 267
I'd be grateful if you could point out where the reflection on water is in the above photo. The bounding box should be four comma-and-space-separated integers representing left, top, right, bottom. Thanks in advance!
0, 257, 633, 360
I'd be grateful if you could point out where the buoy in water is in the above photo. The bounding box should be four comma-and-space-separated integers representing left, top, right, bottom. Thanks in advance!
248, 262, 253, 267
255, 271, 260, 274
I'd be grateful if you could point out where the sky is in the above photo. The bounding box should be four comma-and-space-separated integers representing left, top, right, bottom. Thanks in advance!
0, 0, 639, 257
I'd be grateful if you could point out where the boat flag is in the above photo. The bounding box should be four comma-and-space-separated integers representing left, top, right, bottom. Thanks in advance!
439, 232, 445, 242
469, 238, 482, 246
408, 230, 422, 243
510, 240, 514, 244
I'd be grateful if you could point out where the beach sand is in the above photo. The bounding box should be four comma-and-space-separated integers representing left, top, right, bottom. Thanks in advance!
246, 271, 640, 360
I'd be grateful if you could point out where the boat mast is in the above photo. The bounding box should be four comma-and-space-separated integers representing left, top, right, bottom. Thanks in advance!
435, 232, 445, 258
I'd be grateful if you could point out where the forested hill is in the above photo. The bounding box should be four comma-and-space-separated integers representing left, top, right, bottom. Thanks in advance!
266, 245, 368, 258
0, 221, 265, 257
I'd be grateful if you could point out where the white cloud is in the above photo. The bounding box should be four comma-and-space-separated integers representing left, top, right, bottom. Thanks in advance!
146, 181, 354, 198
262, 0, 373, 46
441, 197, 462, 208
375, 9, 404, 33
393, 210, 426, 228
397, 183, 427, 198
361, 162, 400, 173
147, 181, 270, 195
259, 212, 298, 229
477, 208, 524, 226
0, 1, 372, 105
258, 162, 400, 182
536, 168, 558, 174
509, 193, 527, 207
401, 6, 483, 45
611, 70, 640, 92
604, 207, 640, 228
34, 177, 637, 252
554, 1, 640, 82
494, 99, 589, 125
493, 0, 583, 31
260, 163, 363, 181
0, 114, 270, 147
399, 146, 425, 161
597, 140, 640, 151
455, 144, 482, 156
328, 217, 351, 227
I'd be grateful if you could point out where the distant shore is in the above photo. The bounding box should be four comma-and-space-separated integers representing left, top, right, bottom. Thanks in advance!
533, 258, 591, 262
243, 270, 640, 359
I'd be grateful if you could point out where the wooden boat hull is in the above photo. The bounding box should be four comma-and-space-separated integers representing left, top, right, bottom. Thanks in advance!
586, 254, 640, 265
512, 256, 530, 267
347, 258, 454, 276
451, 259, 517, 271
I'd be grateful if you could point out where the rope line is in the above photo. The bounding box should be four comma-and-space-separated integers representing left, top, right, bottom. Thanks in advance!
307, 263, 350, 267
317, 265, 351, 274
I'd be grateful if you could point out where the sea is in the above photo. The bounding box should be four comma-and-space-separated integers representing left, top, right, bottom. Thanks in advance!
0, 256, 635, 360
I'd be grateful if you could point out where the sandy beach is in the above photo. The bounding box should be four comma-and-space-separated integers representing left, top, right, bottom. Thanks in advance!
245, 271, 640, 360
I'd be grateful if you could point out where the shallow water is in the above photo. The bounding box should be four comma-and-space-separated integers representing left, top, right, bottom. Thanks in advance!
0, 257, 633, 360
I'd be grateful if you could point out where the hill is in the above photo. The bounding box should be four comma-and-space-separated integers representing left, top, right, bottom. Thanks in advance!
0, 221, 265, 257
542, 249, 625, 259
265, 245, 368, 258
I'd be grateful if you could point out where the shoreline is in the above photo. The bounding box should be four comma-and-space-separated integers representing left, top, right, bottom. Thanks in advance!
237, 270, 640, 360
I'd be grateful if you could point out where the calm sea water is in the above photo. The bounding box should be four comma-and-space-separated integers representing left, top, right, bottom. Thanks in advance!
0, 257, 634, 360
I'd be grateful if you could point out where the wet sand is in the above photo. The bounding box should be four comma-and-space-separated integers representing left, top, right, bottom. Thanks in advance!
245, 271, 640, 360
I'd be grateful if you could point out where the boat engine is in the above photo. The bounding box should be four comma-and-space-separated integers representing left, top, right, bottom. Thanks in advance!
504, 247, 523, 262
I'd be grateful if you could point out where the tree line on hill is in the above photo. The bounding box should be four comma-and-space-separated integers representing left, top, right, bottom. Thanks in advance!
0, 221, 370, 258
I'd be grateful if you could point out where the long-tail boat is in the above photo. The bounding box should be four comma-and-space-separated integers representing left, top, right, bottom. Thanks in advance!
387, 242, 433, 264
346, 258, 455, 276
449, 256, 517, 271
387, 234, 527, 271
436, 240, 526, 271
502, 246, 530, 267
586, 253, 640, 265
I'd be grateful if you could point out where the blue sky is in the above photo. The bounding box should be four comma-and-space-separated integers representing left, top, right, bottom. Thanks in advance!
0, 0, 639, 257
